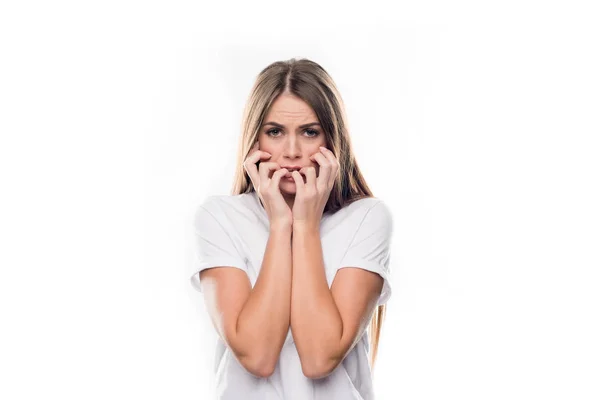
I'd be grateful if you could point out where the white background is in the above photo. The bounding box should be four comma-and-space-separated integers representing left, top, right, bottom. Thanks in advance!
1, 0, 599, 399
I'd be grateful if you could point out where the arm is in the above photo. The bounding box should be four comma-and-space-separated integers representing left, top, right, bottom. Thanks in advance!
200, 221, 292, 378
290, 203, 390, 379
235, 222, 292, 377
290, 223, 342, 378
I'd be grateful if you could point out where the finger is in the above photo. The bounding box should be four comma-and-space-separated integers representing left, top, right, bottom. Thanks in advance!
244, 149, 271, 188
290, 170, 304, 193
246, 147, 271, 164
258, 161, 282, 185
245, 145, 271, 167
300, 166, 317, 189
311, 152, 331, 187
318, 147, 339, 187
270, 168, 288, 189
319, 146, 339, 169
244, 148, 269, 171
245, 162, 261, 191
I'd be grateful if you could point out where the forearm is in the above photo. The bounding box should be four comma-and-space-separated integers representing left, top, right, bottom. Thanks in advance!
291, 223, 343, 375
237, 222, 292, 374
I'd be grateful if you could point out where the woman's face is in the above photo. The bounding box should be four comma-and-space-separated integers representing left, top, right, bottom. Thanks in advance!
258, 93, 327, 196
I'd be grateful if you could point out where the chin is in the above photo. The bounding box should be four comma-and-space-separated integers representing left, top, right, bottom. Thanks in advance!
280, 179, 297, 194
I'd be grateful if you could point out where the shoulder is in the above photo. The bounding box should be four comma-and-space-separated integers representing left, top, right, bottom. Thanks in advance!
193, 193, 256, 226
346, 198, 394, 241
195, 194, 224, 214
325, 196, 392, 238
195, 193, 246, 212
342, 196, 392, 222
365, 198, 393, 223
193, 195, 220, 221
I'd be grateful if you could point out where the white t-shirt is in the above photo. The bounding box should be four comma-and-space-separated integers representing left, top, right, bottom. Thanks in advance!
190, 190, 393, 400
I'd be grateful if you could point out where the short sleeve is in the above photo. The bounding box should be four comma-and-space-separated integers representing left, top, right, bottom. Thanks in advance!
339, 201, 394, 306
189, 201, 248, 293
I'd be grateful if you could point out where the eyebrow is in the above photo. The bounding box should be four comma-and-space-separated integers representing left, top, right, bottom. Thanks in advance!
262, 121, 321, 129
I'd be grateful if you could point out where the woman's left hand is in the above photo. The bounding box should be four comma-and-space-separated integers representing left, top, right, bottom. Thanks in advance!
290, 146, 340, 230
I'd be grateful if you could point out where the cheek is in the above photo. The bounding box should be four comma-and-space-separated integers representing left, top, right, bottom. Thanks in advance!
258, 141, 277, 154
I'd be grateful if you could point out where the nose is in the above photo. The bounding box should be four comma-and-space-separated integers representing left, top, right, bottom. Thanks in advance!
282, 134, 301, 159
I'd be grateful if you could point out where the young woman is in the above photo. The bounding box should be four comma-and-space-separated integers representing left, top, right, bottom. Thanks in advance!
190, 58, 394, 399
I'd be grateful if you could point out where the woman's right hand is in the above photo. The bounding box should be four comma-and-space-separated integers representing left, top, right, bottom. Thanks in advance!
243, 142, 293, 228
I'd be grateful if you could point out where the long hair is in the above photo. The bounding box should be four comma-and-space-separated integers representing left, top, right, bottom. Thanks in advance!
230, 57, 386, 375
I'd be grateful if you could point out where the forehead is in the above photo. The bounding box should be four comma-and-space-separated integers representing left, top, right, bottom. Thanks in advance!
265, 94, 317, 122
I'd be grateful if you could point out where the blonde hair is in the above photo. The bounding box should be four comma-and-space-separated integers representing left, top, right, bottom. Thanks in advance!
230, 57, 386, 375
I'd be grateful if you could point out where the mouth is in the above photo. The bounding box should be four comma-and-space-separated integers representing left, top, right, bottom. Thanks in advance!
283, 169, 300, 178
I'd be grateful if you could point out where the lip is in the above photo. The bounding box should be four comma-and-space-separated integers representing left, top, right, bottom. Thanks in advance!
281, 165, 304, 178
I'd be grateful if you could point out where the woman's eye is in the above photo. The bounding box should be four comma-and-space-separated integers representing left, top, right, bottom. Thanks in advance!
266, 128, 319, 137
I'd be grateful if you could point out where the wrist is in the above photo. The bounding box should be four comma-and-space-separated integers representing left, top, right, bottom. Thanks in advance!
292, 220, 320, 234
270, 220, 293, 234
